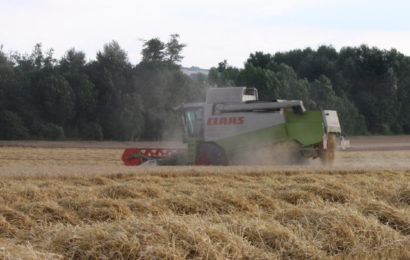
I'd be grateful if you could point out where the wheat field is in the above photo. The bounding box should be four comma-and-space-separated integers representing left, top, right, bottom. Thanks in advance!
1, 146, 410, 259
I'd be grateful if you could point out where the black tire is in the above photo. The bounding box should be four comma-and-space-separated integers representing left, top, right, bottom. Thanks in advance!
195, 142, 228, 165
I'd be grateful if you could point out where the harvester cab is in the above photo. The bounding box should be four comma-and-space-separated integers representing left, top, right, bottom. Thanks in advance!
122, 87, 343, 166
180, 102, 204, 141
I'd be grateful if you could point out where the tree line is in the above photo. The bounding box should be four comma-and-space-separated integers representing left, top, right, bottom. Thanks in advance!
0, 35, 206, 140
1, 39, 410, 140
209, 45, 410, 135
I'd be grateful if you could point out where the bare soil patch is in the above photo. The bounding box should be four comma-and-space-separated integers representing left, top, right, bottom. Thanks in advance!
0, 140, 185, 149
348, 135, 410, 151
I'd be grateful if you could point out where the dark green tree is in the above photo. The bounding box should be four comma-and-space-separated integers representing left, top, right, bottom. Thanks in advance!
89, 41, 137, 140
0, 110, 29, 139
141, 38, 166, 63
37, 74, 75, 126
60, 49, 97, 137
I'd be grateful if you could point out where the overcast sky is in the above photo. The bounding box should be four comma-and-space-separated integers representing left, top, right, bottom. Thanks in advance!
1, 0, 410, 68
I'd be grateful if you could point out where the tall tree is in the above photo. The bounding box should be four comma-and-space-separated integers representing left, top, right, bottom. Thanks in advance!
165, 34, 186, 64
89, 41, 135, 139
141, 38, 165, 63
60, 49, 97, 137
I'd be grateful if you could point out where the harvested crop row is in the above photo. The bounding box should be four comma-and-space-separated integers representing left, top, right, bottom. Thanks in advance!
1, 167, 410, 259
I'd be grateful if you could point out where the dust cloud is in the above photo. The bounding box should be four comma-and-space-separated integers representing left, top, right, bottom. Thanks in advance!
229, 140, 410, 169
229, 141, 308, 166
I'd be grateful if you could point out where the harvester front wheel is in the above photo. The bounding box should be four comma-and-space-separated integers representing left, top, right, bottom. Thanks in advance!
195, 142, 228, 165
320, 133, 336, 165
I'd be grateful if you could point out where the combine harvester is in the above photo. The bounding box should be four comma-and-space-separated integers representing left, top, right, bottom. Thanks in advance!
122, 87, 343, 166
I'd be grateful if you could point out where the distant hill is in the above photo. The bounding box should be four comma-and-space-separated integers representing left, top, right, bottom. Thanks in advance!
181, 66, 209, 76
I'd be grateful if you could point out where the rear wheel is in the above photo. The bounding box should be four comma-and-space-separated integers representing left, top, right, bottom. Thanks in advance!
195, 142, 228, 165
320, 133, 336, 165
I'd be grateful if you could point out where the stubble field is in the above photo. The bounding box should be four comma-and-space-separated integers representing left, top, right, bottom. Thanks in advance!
1, 139, 410, 259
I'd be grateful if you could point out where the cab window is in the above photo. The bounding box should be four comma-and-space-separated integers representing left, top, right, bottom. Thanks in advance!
183, 108, 204, 138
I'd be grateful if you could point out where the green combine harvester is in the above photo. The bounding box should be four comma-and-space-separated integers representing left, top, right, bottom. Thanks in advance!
122, 87, 342, 166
